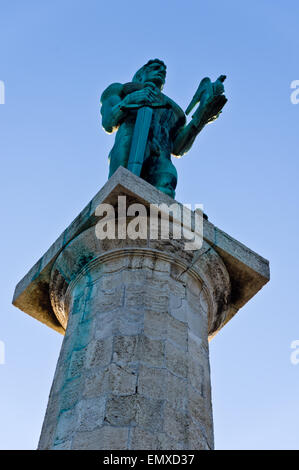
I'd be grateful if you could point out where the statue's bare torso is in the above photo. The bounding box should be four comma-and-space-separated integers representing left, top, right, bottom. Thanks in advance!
102, 82, 186, 197
100, 60, 227, 198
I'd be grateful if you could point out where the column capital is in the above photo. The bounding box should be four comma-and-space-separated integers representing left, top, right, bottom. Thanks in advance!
49, 223, 231, 338
12, 166, 270, 339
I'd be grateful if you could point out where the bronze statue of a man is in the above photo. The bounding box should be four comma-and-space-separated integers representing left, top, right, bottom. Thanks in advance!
100, 59, 226, 198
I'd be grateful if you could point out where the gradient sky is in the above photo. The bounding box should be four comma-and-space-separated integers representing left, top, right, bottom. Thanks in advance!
0, 0, 298, 450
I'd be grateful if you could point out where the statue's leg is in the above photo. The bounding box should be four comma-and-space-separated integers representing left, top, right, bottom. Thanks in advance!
108, 146, 130, 178
108, 129, 132, 178
142, 154, 177, 199
155, 169, 177, 198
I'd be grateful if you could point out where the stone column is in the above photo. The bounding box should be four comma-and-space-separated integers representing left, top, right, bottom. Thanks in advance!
12, 167, 270, 451
38, 219, 230, 450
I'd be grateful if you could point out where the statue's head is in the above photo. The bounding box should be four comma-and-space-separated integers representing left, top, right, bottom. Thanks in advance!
132, 59, 167, 90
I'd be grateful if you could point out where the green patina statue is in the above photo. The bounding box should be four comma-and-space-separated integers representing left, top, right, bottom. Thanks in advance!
100, 59, 227, 199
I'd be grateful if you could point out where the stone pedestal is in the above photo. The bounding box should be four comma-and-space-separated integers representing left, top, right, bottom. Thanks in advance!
12, 167, 270, 450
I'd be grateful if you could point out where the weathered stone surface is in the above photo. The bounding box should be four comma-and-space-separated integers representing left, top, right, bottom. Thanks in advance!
12, 166, 270, 337
144, 309, 167, 339
55, 408, 77, 444
130, 427, 185, 450
188, 418, 211, 450
165, 341, 188, 378
86, 337, 113, 369
135, 396, 164, 433
37, 234, 224, 448
138, 364, 166, 399
105, 395, 137, 427
83, 368, 109, 399
38, 418, 56, 450
95, 310, 115, 339
108, 363, 137, 396
112, 335, 139, 365
138, 335, 165, 368
130, 427, 158, 450
165, 372, 188, 410
53, 439, 72, 450
60, 376, 82, 411
163, 403, 188, 442
72, 426, 129, 450
166, 314, 188, 350
95, 287, 124, 312
77, 396, 106, 431
67, 348, 87, 379
16, 171, 269, 450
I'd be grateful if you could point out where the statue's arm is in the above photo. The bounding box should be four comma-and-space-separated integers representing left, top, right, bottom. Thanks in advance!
172, 117, 205, 158
100, 83, 127, 134
172, 80, 227, 157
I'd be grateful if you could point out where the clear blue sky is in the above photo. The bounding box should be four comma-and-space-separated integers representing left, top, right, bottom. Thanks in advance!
0, 0, 298, 450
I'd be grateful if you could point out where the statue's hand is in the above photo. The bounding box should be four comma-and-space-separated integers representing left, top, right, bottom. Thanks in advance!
192, 94, 227, 127
122, 86, 160, 107
213, 80, 225, 96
